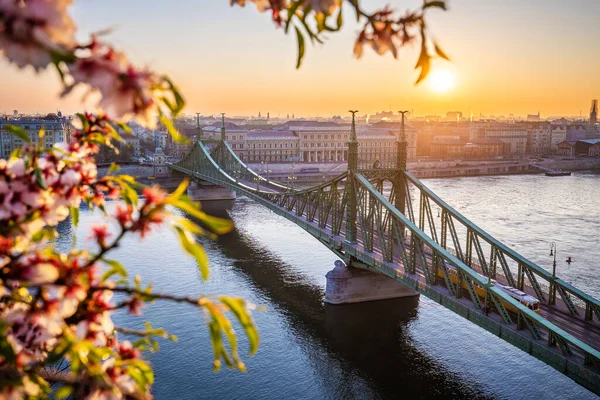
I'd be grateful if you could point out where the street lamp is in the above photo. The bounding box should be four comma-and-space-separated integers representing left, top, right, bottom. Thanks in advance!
549, 241, 557, 305
254, 175, 261, 191
288, 162, 297, 190
549, 242, 557, 279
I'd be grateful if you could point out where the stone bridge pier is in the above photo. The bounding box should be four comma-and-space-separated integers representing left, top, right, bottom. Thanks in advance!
187, 180, 236, 203
325, 260, 419, 304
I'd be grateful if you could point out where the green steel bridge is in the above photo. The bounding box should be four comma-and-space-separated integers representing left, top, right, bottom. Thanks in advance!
169, 113, 600, 394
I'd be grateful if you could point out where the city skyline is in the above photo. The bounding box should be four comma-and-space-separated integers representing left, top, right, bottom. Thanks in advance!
1, 0, 599, 117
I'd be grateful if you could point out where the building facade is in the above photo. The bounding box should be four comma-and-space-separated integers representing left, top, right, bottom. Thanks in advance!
0, 113, 68, 159
245, 130, 299, 162
551, 126, 567, 153
121, 133, 141, 156
526, 127, 551, 154
470, 123, 528, 155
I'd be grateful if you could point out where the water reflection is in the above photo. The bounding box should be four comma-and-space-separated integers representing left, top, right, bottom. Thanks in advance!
213, 212, 493, 399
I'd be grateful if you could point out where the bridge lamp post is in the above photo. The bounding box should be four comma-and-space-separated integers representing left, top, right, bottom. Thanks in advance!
287, 175, 297, 190
254, 176, 261, 191
288, 162, 297, 190
549, 242, 557, 305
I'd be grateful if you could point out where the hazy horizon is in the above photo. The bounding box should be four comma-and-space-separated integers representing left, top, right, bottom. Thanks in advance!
1, 0, 598, 118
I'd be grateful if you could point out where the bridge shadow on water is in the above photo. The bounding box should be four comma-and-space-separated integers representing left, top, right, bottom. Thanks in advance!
208, 207, 496, 400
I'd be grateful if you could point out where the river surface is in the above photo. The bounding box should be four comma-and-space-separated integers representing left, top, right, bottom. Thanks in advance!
56, 172, 600, 399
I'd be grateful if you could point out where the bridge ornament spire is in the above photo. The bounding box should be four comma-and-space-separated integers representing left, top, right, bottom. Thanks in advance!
395, 110, 409, 214
221, 113, 226, 142
346, 110, 359, 244
348, 110, 359, 172
397, 110, 409, 171
196, 112, 202, 141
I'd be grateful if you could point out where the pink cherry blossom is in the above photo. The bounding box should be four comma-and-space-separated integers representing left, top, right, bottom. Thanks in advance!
0, 0, 76, 70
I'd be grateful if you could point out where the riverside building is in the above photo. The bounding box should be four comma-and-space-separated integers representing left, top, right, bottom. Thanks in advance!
0, 112, 69, 159
198, 120, 418, 164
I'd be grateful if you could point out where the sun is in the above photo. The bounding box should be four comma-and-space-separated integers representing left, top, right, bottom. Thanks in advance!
429, 69, 455, 93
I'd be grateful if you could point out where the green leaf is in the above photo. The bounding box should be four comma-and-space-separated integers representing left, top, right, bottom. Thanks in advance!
163, 77, 186, 116
101, 259, 128, 282
434, 42, 450, 61
160, 113, 189, 144
423, 1, 447, 10
176, 218, 211, 238
34, 167, 47, 190
4, 125, 30, 142
70, 206, 79, 227
174, 227, 209, 280
108, 162, 120, 175
119, 181, 139, 206
129, 359, 154, 385
171, 199, 205, 220
208, 303, 242, 370
220, 297, 260, 355
348, 0, 361, 21
294, 26, 306, 69
414, 25, 431, 85
105, 259, 127, 276
285, 1, 302, 34
116, 121, 132, 135
172, 200, 233, 235
55, 385, 73, 399
165, 179, 189, 203
76, 113, 89, 132
199, 213, 233, 235
10, 147, 21, 159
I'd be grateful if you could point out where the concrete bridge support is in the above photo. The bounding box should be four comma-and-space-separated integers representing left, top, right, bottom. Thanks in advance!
187, 181, 236, 202
325, 260, 419, 304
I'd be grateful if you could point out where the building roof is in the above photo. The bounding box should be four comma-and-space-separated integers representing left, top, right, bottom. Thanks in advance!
284, 120, 341, 128
577, 139, 600, 144
203, 122, 247, 132
557, 140, 577, 146
246, 130, 298, 139
182, 127, 199, 138
370, 121, 415, 130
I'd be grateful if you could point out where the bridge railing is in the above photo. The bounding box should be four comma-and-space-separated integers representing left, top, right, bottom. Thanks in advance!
219, 142, 291, 192
355, 173, 600, 370
402, 170, 600, 323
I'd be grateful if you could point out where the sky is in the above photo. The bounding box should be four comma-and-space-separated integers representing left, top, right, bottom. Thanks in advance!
1, 0, 599, 118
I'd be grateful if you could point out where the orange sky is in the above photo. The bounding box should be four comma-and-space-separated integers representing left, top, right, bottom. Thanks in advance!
1, 1, 598, 119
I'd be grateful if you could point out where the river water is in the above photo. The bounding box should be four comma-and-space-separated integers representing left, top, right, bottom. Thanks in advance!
57, 172, 600, 399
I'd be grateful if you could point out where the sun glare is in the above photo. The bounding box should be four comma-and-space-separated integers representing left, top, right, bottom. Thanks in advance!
429, 69, 455, 93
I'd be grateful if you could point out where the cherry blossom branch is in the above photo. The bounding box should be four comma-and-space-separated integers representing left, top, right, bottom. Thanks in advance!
91, 285, 207, 307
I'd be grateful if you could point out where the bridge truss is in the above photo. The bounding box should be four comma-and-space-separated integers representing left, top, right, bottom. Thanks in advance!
169, 120, 600, 394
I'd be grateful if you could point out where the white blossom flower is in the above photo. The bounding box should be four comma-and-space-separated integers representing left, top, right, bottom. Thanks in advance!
23, 262, 59, 284
7, 158, 26, 177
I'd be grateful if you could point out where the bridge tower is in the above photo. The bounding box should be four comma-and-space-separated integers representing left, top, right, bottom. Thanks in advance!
220, 113, 226, 142
196, 112, 202, 141
395, 110, 409, 214
345, 110, 359, 244
325, 109, 419, 304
